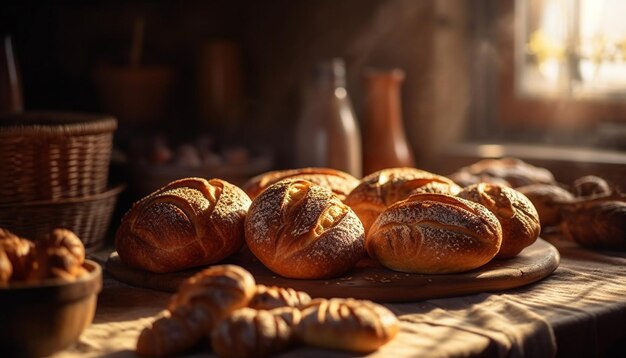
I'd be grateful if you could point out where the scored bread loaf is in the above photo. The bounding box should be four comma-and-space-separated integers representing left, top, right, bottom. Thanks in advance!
211, 307, 299, 358
458, 183, 540, 259
345, 167, 461, 235
366, 193, 502, 274
115, 178, 251, 273
136, 265, 256, 357
245, 179, 365, 279
248, 284, 312, 310
243, 167, 360, 201
296, 298, 399, 353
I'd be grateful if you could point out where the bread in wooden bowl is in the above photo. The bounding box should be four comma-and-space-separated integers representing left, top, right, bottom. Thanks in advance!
366, 193, 502, 274
458, 183, 541, 259
243, 167, 359, 201
245, 179, 365, 279
115, 177, 251, 273
345, 167, 461, 235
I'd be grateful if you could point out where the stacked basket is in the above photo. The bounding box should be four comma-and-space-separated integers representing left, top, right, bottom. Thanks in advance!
0, 112, 122, 251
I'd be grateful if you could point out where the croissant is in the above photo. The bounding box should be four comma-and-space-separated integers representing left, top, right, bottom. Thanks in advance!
116, 178, 252, 273
136, 265, 256, 357
243, 167, 360, 201
211, 307, 297, 358
248, 285, 311, 310
458, 183, 540, 259
296, 298, 399, 353
345, 167, 461, 234
245, 179, 365, 279
29, 228, 86, 281
0, 228, 36, 281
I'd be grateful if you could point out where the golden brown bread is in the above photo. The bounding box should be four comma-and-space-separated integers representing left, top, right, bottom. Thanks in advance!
516, 184, 574, 227
248, 284, 311, 310
210, 307, 297, 358
0, 228, 36, 281
458, 183, 540, 259
243, 167, 360, 201
345, 167, 461, 235
136, 265, 256, 356
116, 178, 252, 273
29, 228, 86, 281
572, 175, 612, 198
366, 193, 502, 274
447, 170, 512, 188
450, 158, 555, 188
296, 298, 399, 353
245, 179, 365, 279
0, 247, 11, 284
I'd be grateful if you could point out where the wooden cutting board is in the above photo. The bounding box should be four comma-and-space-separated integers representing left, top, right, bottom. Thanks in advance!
106, 238, 559, 303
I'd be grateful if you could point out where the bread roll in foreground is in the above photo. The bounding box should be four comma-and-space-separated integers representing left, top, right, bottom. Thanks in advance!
458, 183, 540, 259
115, 178, 251, 273
297, 298, 399, 353
248, 284, 311, 310
243, 167, 359, 201
345, 167, 461, 234
367, 193, 502, 274
245, 179, 365, 279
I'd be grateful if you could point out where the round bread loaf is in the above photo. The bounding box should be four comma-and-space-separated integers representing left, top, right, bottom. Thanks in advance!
516, 184, 574, 227
245, 179, 365, 279
296, 298, 399, 353
243, 167, 360, 201
345, 167, 461, 235
367, 193, 502, 274
458, 183, 540, 259
115, 177, 251, 273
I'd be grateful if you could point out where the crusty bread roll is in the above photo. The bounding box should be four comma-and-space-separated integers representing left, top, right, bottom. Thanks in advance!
345, 167, 461, 234
248, 284, 311, 310
367, 193, 502, 274
450, 157, 555, 188
137, 265, 256, 357
561, 196, 626, 250
447, 170, 512, 188
29, 228, 86, 281
0, 228, 36, 281
516, 184, 574, 227
0, 247, 12, 284
116, 178, 251, 273
245, 179, 365, 279
297, 298, 399, 353
243, 167, 360, 201
211, 307, 296, 358
572, 175, 612, 198
458, 183, 540, 259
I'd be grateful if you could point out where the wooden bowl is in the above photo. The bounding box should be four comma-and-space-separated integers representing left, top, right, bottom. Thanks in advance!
0, 260, 102, 357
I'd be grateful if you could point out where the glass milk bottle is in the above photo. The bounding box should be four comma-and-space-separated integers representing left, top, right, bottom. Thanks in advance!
295, 58, 362, 177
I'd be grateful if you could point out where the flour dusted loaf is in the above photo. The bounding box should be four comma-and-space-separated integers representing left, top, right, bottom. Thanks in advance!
458, 183, 540, 259
366, 193, 502, 274
245, 179, 365, 279
115, 178, 251, 273
296, 298, 399, 353
345, 167, 461, 234
243, 167, 360, 201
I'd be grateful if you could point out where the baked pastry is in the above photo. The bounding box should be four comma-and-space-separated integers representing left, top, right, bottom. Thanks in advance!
367, 193, 502, 274
211, 307, 296, 358
561, 195, 626, 250
458, 183, 540, 258
137, 265, 256, 356
0, 247, 12, 284
345, 167, 461, 234
450, 158, 555, 188
572, 175, 612, 198
297, 298, 399, 353
243, 167, 360, 201
447, 170, 512, 188
29, 228, 86, 281
245, 179, 365, 279
248, 284, 311, 310
0, 229, 36, 281
516, 184, 574, 227
116, 178, 252, 273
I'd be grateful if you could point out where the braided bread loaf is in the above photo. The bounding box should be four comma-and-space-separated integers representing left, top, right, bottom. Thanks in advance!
248, 285, 311, 310
296, 298, 399, 353
245, 179, 365, 279
345, 168, 461, 234
116, 178, 252, 273
136, 265, 256, 357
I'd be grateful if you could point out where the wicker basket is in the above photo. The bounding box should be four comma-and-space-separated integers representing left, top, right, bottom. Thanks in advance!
0, 112, 117, 204
0, 185, 124, 252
